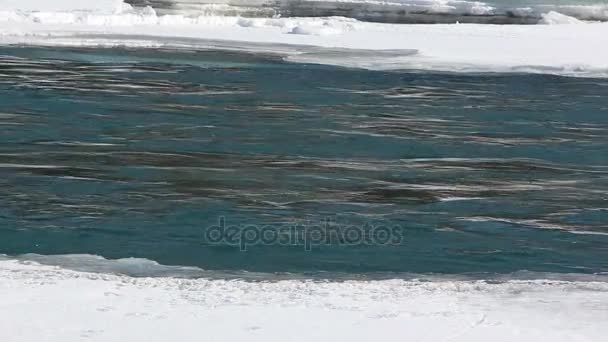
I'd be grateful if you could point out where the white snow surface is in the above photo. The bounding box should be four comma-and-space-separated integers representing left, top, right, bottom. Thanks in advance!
1, 256, 608, 342
540, 10, 585, 24
0, 0, 129, 12
0, 0, 607, 77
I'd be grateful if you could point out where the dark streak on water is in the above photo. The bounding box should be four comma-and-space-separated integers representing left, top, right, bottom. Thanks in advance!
0, 46, 607, 276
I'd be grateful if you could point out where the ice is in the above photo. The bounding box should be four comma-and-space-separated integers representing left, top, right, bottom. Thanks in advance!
540, 11, 584, 24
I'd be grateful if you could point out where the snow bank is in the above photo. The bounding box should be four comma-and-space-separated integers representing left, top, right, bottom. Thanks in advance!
0, 0, 607, 77
540, 11, 583, 25
1, 256, 607, 342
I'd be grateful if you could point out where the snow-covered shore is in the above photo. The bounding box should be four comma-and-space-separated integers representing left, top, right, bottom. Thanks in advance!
1, 0, 608, 77
1, 257, 607, 342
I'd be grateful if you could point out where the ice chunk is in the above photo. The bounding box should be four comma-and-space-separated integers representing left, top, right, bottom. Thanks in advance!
540, 11, 584, 25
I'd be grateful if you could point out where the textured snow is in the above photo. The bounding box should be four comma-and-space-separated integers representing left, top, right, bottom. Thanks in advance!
1, 257, 607, 342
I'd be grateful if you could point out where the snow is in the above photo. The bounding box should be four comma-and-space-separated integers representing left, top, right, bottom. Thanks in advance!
289, 23, 344, 35
540, 11, 583, 25
0, 0, 129, 12
116, 0, 608, 22
0, 1, 607, 77
1, 256, 607, 342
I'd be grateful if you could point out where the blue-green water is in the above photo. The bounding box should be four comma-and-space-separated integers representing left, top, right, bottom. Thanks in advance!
1, 46, 607, 277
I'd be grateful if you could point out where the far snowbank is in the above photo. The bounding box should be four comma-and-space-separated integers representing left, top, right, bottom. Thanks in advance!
1, 258, 607, 342
0, 0, 130, 12
92, 0, 608, 24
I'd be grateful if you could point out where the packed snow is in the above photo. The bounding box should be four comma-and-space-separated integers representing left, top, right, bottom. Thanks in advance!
1, 256, 607, 342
